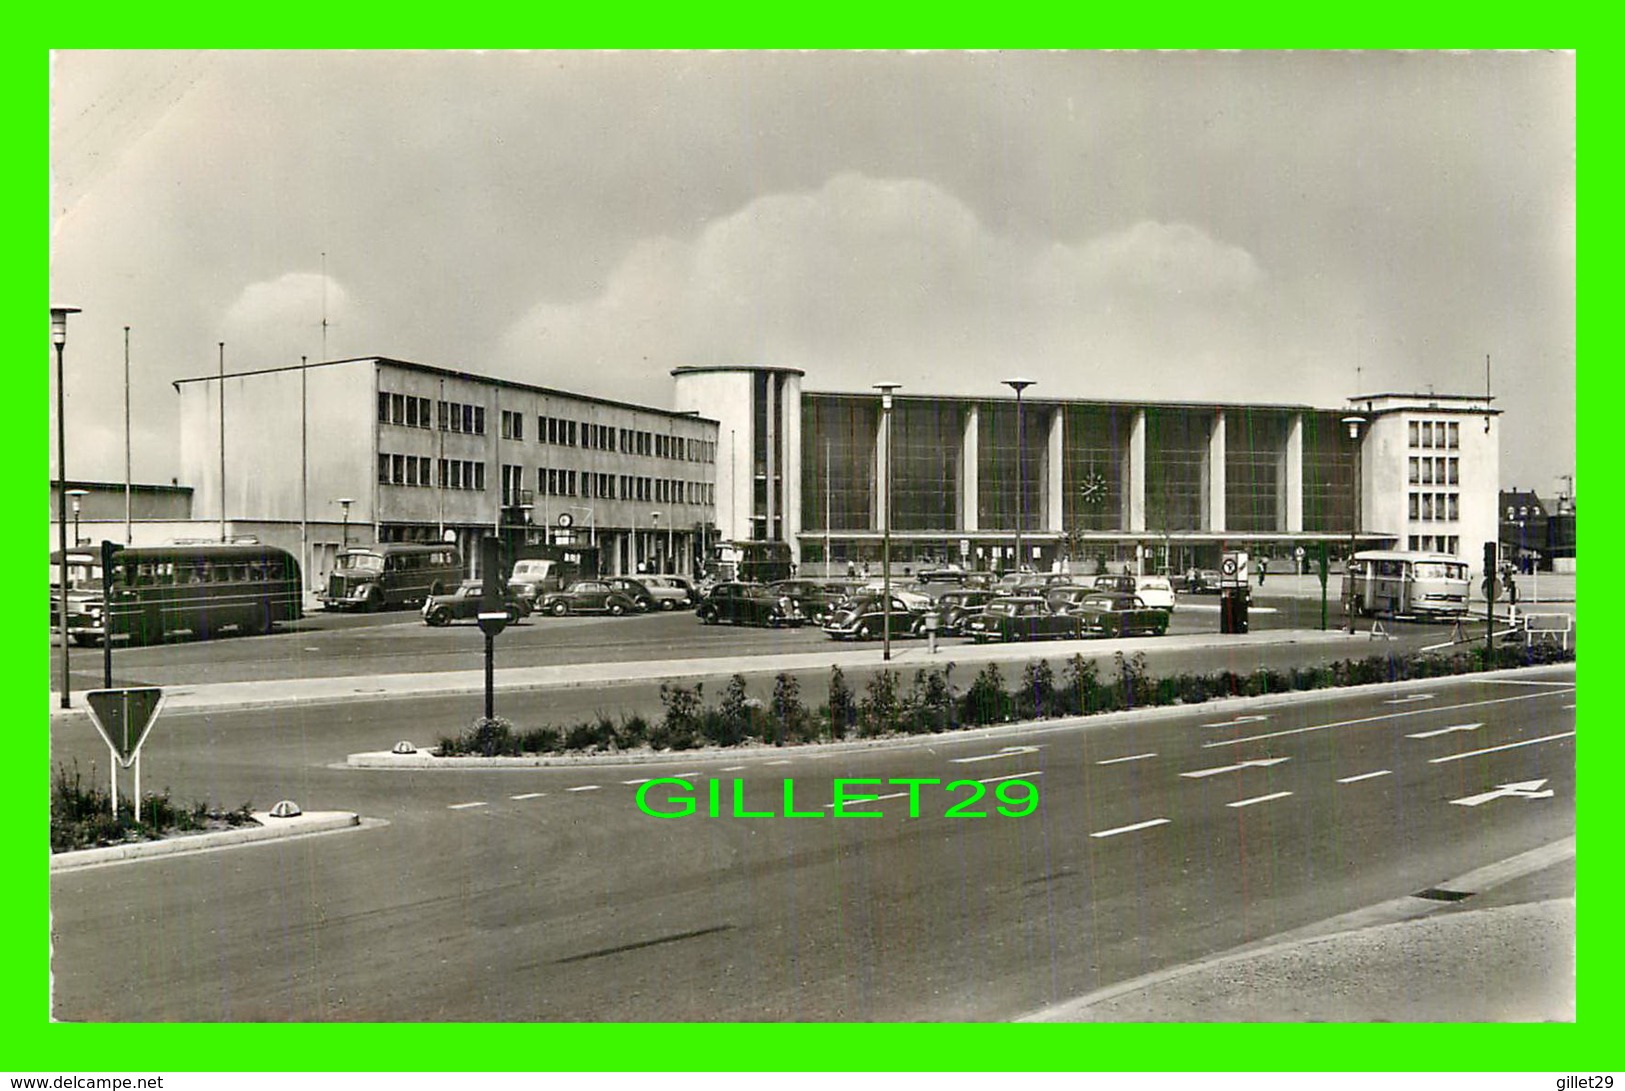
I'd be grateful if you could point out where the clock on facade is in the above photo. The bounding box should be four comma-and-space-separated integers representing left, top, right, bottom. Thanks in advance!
1080, 471, 1107, 506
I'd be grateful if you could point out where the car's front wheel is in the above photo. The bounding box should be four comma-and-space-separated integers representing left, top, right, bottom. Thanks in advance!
551, 601, 569, 617
699, 608, 718, 625
659, 598, 675, 611
609, 602, 626, 617
425, 607, 451, 627
857, 623, 872, 641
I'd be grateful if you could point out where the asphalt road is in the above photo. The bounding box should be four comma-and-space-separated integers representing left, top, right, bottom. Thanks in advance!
49, 666, 1575, 1021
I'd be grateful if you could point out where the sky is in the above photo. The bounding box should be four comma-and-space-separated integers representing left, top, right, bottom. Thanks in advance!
48, 50, 1576, 498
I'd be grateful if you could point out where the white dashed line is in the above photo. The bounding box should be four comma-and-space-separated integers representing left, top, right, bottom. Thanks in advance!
823, 792, 909, 809
976, 771, 1043, 784
565, 785, 601, 792
448, 801, 488, 810
1336, 770, 1392, 784
1227, 791, 1293, 808
1383, 693, 1435, 704
621, 778, 653, 785
1406, 722, 1483, 739
1091, 818, 1171, 838
1096, 753, 1157, 765
509, 792, 546, 800
1563, 704, 1576, 710
765, 760, 793, 766
1203, 715, 1269, 727
721, 766, 746, 772
1202, 690, 1568, 749
1427, 731, 1576, 764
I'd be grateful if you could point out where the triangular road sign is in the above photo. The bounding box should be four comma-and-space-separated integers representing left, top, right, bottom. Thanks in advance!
84, 688, 165, 768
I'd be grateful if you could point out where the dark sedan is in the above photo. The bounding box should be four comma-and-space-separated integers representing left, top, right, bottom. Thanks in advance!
1069, 592, 1171, 637
422, 581, 531, 627
606, 577, 657, 612
934, 589, 997, 635
770, 579, 851, 625
915, 564, 968, 585
822, 594, 925, 641
696, 582, 805, 627
965, 596, 1081, 643
538, 580, 640, 617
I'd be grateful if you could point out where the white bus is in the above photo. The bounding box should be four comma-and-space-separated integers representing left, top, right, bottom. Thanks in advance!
1341, 550, 1471, 620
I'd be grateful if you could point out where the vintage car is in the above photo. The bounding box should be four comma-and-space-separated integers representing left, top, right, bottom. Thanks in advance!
933, 588, 997, 635
638, 575, 695, 610
1133, 575, 1178, 612
770, 579, 851, 625
1069, 592, 1171, 637
965, 596, 1081, 643
822, 593, 926, 641
915, 563, 968, 585
695, 581, 805, 627
537, 579, 640, 617
422, 580, 531, 627
506, 558, 568, 607
856, 580, 934, 611
605, 576, 658, 612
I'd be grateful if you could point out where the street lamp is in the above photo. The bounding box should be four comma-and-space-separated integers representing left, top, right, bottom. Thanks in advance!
1341, 414, 1365, 633
874, 382, 901, 662
335, 497, 355, 550
1004, 379, 1036, 573
651, 511, 661, 574
52, 306, 81, 710
67, 489, 88, 546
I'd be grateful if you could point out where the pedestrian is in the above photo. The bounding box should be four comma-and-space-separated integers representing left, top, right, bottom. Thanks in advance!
847, 560, 857, 578
1257, 557, 1267, 586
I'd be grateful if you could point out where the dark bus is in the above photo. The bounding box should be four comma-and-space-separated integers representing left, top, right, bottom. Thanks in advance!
62, 543, 303, 645
321, 542, 463, 611
707, 541, 793, 584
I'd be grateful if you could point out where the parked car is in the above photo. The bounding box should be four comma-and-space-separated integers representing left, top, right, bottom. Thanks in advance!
857, 580, 934, 610
639, 575, 695, 611
1069, 592, 1171, 637
933, 588, 997, 635
1134, 575, 1178, 612
1091, 574, 1137, 595
770, 579, 850, 625
605, 576, 658, 612
822, 594, 926, 641
696, 581, 805, 627
916, 563, 968, 585
422, 580, 531, 627
538, 580, 639, 617
965, 596, 1081, 642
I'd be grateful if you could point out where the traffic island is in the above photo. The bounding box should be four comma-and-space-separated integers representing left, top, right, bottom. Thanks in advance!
50, 809, 365, 871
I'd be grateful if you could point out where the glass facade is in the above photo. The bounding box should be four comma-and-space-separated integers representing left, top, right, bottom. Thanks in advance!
801, 397, 878, 532
1301, 411, 1356, 532
1145, 408, 1208, 531
891, 401, 963, 531
1225, 410, 1289, 533
977, 402, 1046, 531
1061, 405, 1130, 531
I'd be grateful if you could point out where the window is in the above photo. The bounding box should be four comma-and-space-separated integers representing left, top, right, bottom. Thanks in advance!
1447, 458, 1458, 485
406, 457, 419, 486
406, 397, 420, 428
1447, 422, 1459, 448
1409, 457, 1420, 484
379, 453, 391, 484
379, 392, 391, 423
1421, 459, 1433, 485
1447, 493, 1459, 521
1421, 421, 1433, 448
1409, 492, 1419, 520
438, 401, 450, 430
1409, 535, 1420, 551
1409, 421, 1419, 448
392, 454, 405, 485
502, 410, 524, 440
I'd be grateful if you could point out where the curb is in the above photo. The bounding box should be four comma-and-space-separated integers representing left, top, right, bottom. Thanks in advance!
50, 810, 365, 871
344, 661, 1576, 770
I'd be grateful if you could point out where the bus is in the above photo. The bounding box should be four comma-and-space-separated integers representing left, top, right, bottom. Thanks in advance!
706, 540, 793, 585
49, 549, 100, 626
62, 543, 303, 645
1341, 550, 1471, 620
321, 542, 463, 611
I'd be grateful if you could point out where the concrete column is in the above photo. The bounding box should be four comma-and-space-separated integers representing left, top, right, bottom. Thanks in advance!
1047, 407, 1064, 532
873, 407, 887, 532
1285, 413, 1304, 533
962, 405, 979, 532
1129, 408, 1146, 533
765, 373, 777, 539
782, 373, 802, 564
1208, 409, 1226, 533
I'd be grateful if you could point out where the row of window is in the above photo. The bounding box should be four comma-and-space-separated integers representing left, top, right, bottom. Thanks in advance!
1409, 456, 1460, 486
1408, 535, 1461, 555
379, 453, 487, 491
1409, 491, 1460, 522
1408, 419, 1461, 450
120, 559, 292, 585
378, 393, 489, 435
490, 460, 719, 507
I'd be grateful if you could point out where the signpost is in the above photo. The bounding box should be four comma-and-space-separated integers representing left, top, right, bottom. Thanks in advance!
84, 687, 165, 821
478, 536, 508, 721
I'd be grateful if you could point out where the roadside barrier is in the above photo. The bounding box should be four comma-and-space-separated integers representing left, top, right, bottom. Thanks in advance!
1520, 612, 1573, 651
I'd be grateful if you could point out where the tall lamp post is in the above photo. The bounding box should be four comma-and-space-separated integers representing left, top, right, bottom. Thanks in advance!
67, 489, 88, 546
1004, 379, 1036, 573
874, 382, 901, 662
650, 511, 661, 573
1341, 414, 1366, 633
336, 497, 355, 551
52, 306, 81, 710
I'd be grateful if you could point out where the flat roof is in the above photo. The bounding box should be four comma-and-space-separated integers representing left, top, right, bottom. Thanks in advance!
174, 356, 721, 427
804, 389, 1333, 414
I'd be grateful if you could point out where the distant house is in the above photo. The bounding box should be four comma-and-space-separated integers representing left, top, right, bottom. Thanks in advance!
1499, 489, 1576, 573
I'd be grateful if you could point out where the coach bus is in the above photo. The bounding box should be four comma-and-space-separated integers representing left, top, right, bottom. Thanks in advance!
1341, 550, 1471, 620
62, 543, 303, 645
320, 542, 462, 611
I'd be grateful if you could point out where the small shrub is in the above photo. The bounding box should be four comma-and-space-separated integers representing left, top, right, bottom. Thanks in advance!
859, 670, 901, 737
618, 713, 650, 750
962, 663, 1012, 725
1115, 652, 1150, 709
771, 673, 811, 745
519, 725, 563, 753
828, 666, 855, 740
1016, 659, 1058, 721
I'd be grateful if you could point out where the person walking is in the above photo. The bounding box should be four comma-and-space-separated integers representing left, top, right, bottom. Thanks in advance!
1257, 557, 1267, 586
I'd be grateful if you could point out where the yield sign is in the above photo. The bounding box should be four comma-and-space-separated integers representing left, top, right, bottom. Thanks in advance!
1450, 779, 1555, 807
84, 688, 165, 768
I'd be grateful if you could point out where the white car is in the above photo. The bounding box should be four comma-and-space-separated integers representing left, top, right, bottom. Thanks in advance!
1133, 575, 1177, 612
858, 579, 932, 610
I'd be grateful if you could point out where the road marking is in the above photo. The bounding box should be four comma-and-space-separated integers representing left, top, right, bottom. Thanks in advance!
1180, 757, 1291, 779
509, 792, 546, 800
621, 778, 653, 785
1428, 731, 1575, 764
1383, 693, 1435, 704
1451, 779, 1555, 806
448, 801, 488, 810
1090, 818, 1172, 838
1201, 690, 1571, 749
1227, 791, 1293, 808
1405, 722, 1483, 739
951, 745, 1042, 764
976, 770, 1044, 784
824, 792, 908, 809
721, 766, 746, 772
1483, 679, 1576, 687
1336, 770, 1392, 784
1202, 715, 1269, 728
1563, 703, 1576, 710
565, 785, 601, 792
1096, 753, 1157, 765
765, 760, 792, 766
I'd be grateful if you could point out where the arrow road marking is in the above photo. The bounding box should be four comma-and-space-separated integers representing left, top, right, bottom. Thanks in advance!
1428, 731, 1575, 764
1451, 779, 1555, 807
1203, 715, 1270, 728
1091, 818, 1171, 839
1227, 791, 1293, 808
1180, 757, 1292, 779
1096, 753, 1157, 765
951, 745, 1043, 764
1406, 722, 1483, 739
1336, 770, 1392, 784
1384, 693, 1436, 704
